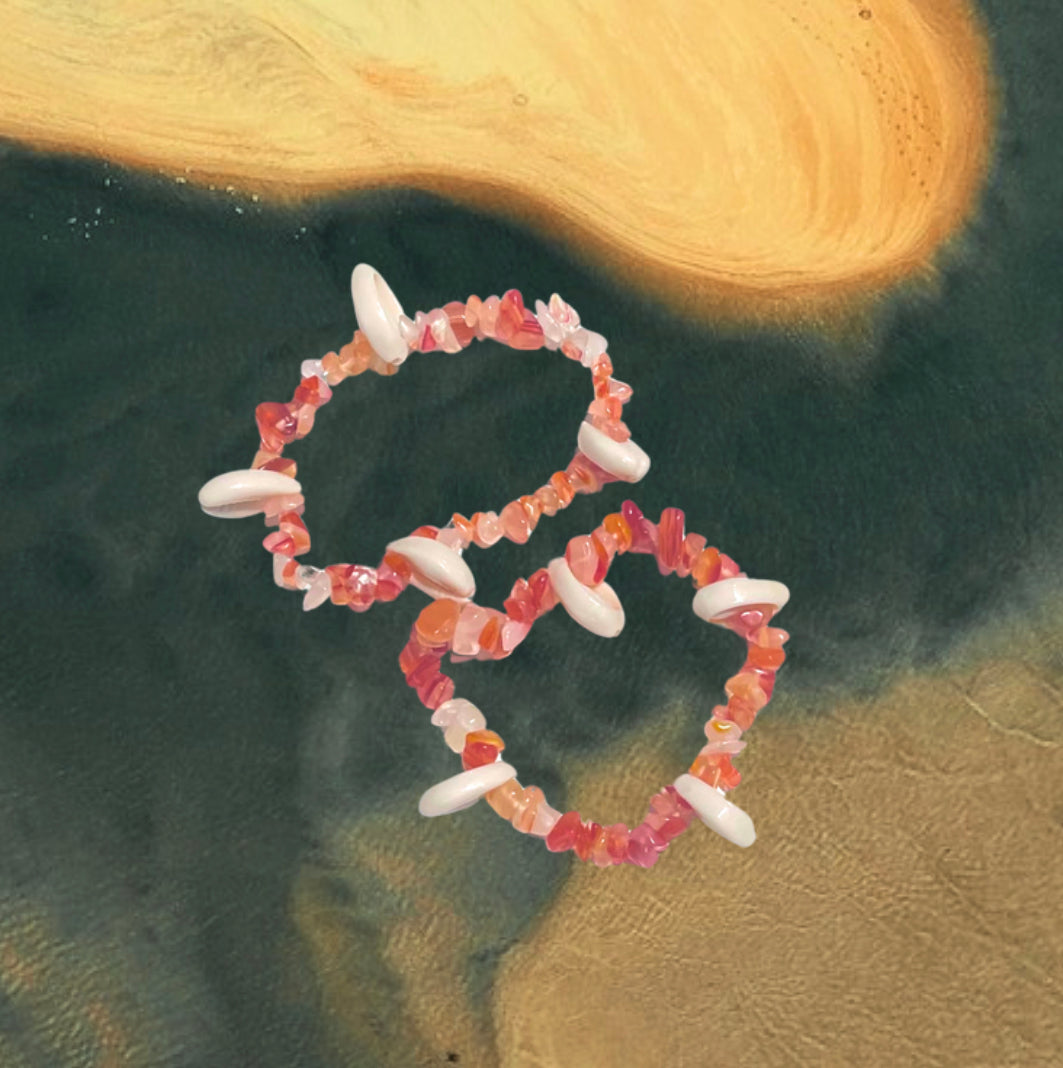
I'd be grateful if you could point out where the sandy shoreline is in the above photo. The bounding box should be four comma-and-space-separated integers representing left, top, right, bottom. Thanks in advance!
0, 0, 992, 320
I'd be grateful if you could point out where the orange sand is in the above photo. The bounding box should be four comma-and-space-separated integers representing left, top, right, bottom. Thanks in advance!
0, 0, 992, 320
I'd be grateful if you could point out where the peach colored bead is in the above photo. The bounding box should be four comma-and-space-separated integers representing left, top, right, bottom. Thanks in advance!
718, 553, 742, 579
453, 603, 490, 657
549, 471, 575, 506
501, 617, 532, 652
274, 555, 299, 590
565, 534, 606, 586
479, 295, 501, 337
747, 643, 786, 670
704, 716, 742, 742
500, 500, 531, 543
689, 750, 741, 791
604, 823, 630, 863
519, 494, 542, 523
725, 671, 769, 711
574, 821, 602, 862
295, 405, 315, 437
495, 289, 524, 342
566, 458, 600, 494
415, 599, 462, 645
338, 333, 374, 377
486, 779, 523, 820
535, 484, 561, 516
450, 513, 476, 544
367, 350, 399, 376
589, 825, 614, 867
321, 351, 345, 385
280, 511, 310, 554
512, 786, 545, 833
677, 533, 707, 578
472, 511, 503, 547
528, 567, 559, 614
262, 493, 305, 523
592, 352, 613, 379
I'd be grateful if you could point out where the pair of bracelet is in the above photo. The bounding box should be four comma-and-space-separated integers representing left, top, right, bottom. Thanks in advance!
198, 265, 789, 866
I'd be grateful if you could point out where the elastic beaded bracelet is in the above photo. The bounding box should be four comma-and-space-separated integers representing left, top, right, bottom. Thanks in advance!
197, 265, 651, 611
402, 501, 790, 867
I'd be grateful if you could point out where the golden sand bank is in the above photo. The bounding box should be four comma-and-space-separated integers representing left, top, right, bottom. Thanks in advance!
0, 0, 991, 319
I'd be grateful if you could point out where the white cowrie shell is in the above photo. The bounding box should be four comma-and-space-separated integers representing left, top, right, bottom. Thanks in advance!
197, 469, 303, 519
547, 558, 625, 638
692, 577, 790, 625
385, 535, 476, 600
418, 761, 517, 817
351, 263, 409, 365
673, 773, 756, 848
577, 421, 650, 483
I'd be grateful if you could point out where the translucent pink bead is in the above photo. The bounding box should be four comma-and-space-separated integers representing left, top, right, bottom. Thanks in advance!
564, 534, 601, 585
608, 378, 633, 403
453, 604, 490, 657
473, 511, 503, 547
718, 553, 742, 579
436, 526, 466, 551
626, 825, 661, 868
529, 801, 562, 838
501, 618, 532, 652
621, 500, 658, 554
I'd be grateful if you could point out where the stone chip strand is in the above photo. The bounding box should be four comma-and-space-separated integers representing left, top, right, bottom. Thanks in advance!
239, 286, 646, 611
402, 501, 790, 867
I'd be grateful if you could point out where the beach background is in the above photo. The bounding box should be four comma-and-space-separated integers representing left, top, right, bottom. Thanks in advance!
1, 2, 1061, 1065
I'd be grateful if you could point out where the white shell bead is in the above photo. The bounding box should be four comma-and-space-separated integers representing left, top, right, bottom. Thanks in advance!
673, 773, 756, 848
577, 421, 650, 483
692, 577, 790, 624
385, 535, 476, 600
198, 469, 303, 519
351, 263, 409, 365
547, 558, 625, 638
418, 761, 517, 817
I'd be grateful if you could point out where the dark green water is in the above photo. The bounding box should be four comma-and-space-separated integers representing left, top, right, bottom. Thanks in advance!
0, 2, 1061, 1064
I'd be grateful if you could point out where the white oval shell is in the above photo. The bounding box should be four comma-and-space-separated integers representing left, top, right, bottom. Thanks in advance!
692, 577, 790, 624
385, 535, 476, 600
673, 773, 756, 848
418, 761, 517, 817
577, 421, 650, 483
547, 558, 625, 638
198, 469, 303, 519
351, 263, 408, 365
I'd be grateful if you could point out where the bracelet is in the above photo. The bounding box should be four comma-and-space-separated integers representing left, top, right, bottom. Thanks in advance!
403, 500, 790, 867
197, 264, 651, 611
